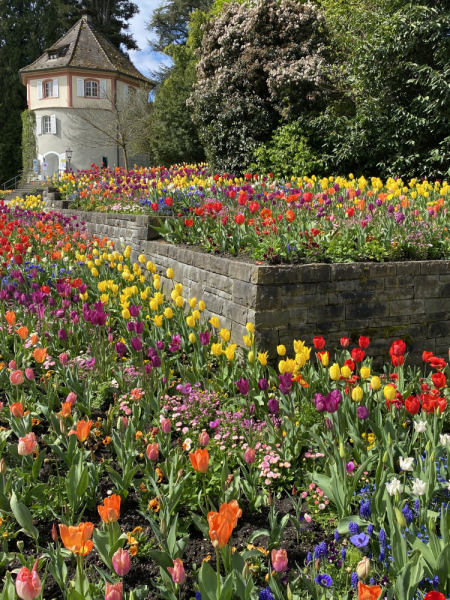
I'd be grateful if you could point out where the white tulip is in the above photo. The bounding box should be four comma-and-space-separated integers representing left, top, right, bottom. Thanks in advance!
440, 433, 450, 446
386, 477, 403, 496
412, 478, 426, 496
399, 457, 414, 472
414, 420, 427, 433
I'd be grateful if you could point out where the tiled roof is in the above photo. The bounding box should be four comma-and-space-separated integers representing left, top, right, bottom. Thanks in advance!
20, 15, 151, 84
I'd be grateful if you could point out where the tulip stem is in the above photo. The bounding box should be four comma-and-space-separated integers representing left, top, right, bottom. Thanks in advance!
203, 474, 210, 513
215, 547, 221, 598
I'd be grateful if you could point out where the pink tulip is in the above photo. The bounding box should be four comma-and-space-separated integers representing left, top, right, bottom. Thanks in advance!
25, 368, 35, 381
121, 416, 128, 429
16, 560, 41, 600
18, 433, 38, 457
199, 430, 209, 446
10, 370, 24, 386
0, 402, 3, 413
244, 447, 255, 464
9, 360, 17, 370
167, 558, 185, 584
271, 549, 288, 573
59, 352, 69, 366
301, 492, 308, 499
304, 513, 312, 523
105, 582, 122, 600
66, 392, 77, 406
146, 443, 159, 461
161, 418, 171, 434
112, 548, 131, 576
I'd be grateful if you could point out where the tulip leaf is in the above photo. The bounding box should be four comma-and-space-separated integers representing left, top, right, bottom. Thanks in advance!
147, 549, 173, 571
76, 466, 89, 498
92, 529, 113, 571
198, 560, 218, 600
10, 492, 39, 540
0, 572, 15, 600
219, 573, 233, 600
190, 512, 209, 537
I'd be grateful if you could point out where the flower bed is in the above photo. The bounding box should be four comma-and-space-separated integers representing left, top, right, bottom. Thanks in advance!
0, 202, 448, 600
57, 166, 450, 265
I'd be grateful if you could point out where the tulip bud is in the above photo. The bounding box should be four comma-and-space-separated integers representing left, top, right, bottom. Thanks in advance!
287, 584, 293, 600
339, 440, 345, 458
248, 351, 254, 363
395, 507, 407, 529
160, 517, 167, 536
242, 562, 250, 581
52, 523, 58, 543
59, 352, 69, 366
267, 490, 273, 505
17, 540, 24, 552
382, 450, 389, 463
177, 469, 185, 482
117, 416, 126, 433
356, 556, 370, 580
59, 419, 66, 435
244, 447, 256, 464
292, 485, 297, 496
0, 459, 6, 474
429, 517, 436, 532
346, 567, 352, 574
161, 418, 171, 434
199, 430, 209, 446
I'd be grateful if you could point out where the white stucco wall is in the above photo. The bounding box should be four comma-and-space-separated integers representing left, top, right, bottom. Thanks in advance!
29, 76, 68, 110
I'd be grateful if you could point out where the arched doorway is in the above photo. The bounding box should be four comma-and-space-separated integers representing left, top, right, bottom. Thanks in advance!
43, 152, 60, 180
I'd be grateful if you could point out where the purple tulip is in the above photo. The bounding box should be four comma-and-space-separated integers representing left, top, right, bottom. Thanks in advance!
235, 378, 249, 395
199, 331, 210, 346
129, 305, 140, 317
135, 322, 144, 335
115, 342, 126, 357
127, 322, 136, 332
156, 340, 165, 350
131, 338, 142, 352
58, 328, 68, 340
268, 398, 279, 414
357, 405, 369, 420
314, 393, 327, 412
151, 355, 161, 368
145, 364, 152, 375
278, 373, 293, 395
258, 378, 269, 391
325, 417, 333, 430
169, 334, 181, 352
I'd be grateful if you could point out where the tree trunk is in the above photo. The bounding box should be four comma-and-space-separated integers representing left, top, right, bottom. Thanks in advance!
123, 146, 129, 171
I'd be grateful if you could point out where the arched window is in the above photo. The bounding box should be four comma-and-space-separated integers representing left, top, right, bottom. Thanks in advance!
43, 116, 51, 134
85, 81, 98, 97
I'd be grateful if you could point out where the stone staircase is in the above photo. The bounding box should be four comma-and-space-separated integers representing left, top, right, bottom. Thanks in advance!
2, 180, 48, 203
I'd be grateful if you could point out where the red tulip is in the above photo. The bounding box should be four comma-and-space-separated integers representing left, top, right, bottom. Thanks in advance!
432, 372, 446, 389
234, 214, 245, 225
405, 396, 420, 415
340, 337, 350, 348
351, 348, 365, 363
391, 355, 404, 367
313, 336, 326, 350
422, 351, 434, 363
389, 339, 406, 357
359, 336, 370, 349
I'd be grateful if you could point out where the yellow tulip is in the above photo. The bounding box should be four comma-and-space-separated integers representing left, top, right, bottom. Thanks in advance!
122, 308, 131, 320
98, 281, 108, 292
171, 289, 179, 301
166, 268, 174, 279
246, 322, 254, 334
193, 309, 200, 320
100, 294, 109, 304
94, 258, 101, 267
138, 254, 146, 263
295, 353, 306, 367
352, 386, 363, 402
360, 366, 371, 379
124, 246, 131, 259
243, 335, 252, 348
199, 301, 206, 312
258, 352, 268, 366
210, 316, 220, 329
277, 345, 286, 356
175, 296, 184, 307
320, 352, 329, 366
189, 298, 197, 309
371, 376, 381, 390
175, 283, 183, 294
329, 363, 340, 381
150, 300, 158, 311
152, 315, 163, 327
220, 328, 231, 342
117, 263, 123, 272
155, 292, 164, 306
87, 260, 94, 269
146, 261, 155, 272
93, 249, 99, 256
341, 365, 351, 378
141, 291, 148, 301
91, 268, 99, 277
211, 343, 223, 357
384, 385, 396, 400
225, 344, 237, 360
248, 351, 255, 363
154, 279, 161, 290
164, 307, 173, 319
189, 333, 196, 344
186, 316, 196, 327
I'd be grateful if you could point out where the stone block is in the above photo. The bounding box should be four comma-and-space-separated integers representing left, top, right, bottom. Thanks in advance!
414, 275, 441, 298
428, 321, 450, 338
233, 280, 257, 308
346, 302, 389, 319
308, 304, 345, 322
396, 263, 422, 276
420, 261, 450, 275
255, 285, 281, 310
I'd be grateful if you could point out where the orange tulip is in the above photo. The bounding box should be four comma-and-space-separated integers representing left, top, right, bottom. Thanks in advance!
76, 419, 92, 443
30, 334, 38, 345
16, 326, 28, 340
98, 494, 121, 524
207, 500, 242, 549
189, 448, 209, 473
33, 348, 47, 364
218, 500, 242, 528
59, 522, 94, 555
5, 311, 16, 326
207, 511, 234, 549
60, 402, 72, 418
358, 582, 382, 600
10, 402, 24, 418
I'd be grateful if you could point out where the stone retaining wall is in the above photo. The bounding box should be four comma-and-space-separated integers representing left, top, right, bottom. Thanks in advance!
46, 195, 450, 364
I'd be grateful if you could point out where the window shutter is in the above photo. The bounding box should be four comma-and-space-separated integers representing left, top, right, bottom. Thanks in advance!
36, 116, 42, 135
53, 79, 59, 98
51, 115, 56, 135
37, 81, 43, 100
123, 83, 128, 98
77, 78, 84, 96
100, 80, 107, 98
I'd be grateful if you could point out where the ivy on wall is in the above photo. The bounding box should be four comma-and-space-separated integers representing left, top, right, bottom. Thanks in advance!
21, 110, 36, 183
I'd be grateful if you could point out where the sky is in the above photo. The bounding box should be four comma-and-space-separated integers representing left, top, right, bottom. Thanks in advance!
128, 0, 172, 77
